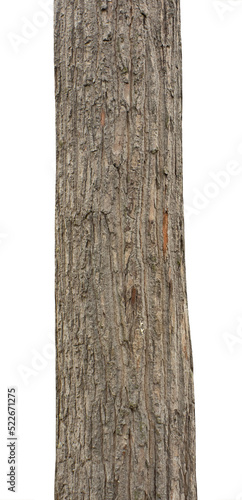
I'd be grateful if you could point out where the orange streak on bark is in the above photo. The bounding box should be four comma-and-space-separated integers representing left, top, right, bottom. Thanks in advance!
183, 344, 188, 360
131, 287, 136, 305
163, 211, 168, 256
101, 109, 105, 127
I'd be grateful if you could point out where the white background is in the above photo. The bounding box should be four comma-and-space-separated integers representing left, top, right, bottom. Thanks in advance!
0, 0, 242, 499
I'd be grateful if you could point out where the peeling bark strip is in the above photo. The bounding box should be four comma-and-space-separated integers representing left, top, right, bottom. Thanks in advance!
54, 1, 197, 499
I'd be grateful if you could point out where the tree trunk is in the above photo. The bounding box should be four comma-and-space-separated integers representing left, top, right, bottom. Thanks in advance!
54, 1, 197, 499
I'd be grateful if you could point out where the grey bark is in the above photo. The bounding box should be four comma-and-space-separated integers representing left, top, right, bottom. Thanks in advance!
54, 1, 197, 499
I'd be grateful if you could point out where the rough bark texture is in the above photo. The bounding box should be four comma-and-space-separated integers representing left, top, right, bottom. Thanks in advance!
54, 1, 197, 499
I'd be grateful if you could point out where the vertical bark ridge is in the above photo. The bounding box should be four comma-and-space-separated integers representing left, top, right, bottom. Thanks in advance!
55, 0, 197, 499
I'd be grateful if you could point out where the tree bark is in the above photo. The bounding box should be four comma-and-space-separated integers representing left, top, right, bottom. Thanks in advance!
54, 1, 197, 499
